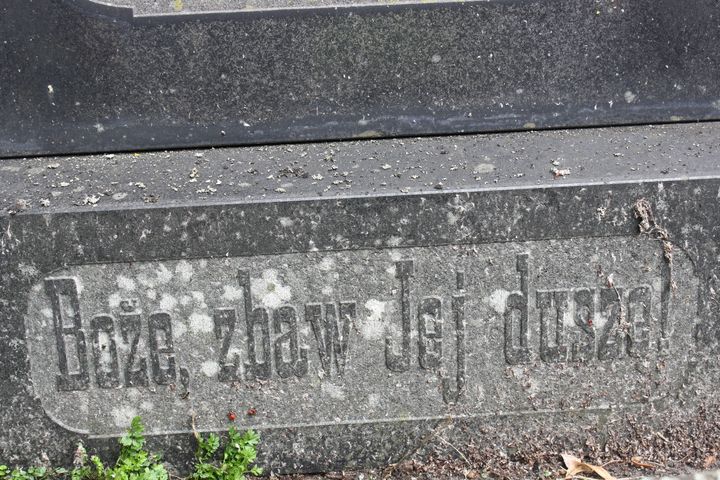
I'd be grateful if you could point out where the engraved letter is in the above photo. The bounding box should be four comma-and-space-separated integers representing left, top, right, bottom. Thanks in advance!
627, 286, 651, 358
571, 288, 596, 362
119, 311, 148, 387
418, 297, 443, 370
306, 302, 354, 377
441, 272, 466, 404
214, 308, 241, 382
148, 312, 176, 384
598, 287, 623, 360
537, 290, 569, 363
658, 259, 672, 354
385, 260, 414, 372
44, 278, 90, 391
274, 306, 309, 378
238, 270, 272, 380
90, 315, 120, 388
504, 254, 531, 364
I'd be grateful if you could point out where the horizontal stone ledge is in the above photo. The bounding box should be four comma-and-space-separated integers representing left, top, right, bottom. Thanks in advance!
2, 122, 720, 213
1, 123, 720, 474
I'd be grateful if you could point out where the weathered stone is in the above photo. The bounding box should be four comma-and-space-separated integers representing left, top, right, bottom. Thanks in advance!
2, 123, 720, 474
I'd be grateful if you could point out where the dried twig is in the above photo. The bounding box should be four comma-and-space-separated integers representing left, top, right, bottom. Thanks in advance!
633, 199, 676, 291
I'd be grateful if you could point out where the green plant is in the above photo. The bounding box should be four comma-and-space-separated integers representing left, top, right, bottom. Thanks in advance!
191, 428, 263, 480
1, 464, 72, 479
0, 416, 262, 480
0, 465, 64, 480
70, 417, 167, 480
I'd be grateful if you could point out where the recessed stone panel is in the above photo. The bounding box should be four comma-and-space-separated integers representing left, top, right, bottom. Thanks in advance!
25, 236, 697, 437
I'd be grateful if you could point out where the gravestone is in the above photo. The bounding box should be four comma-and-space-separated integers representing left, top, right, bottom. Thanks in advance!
2, 122, 720, 474
2, 0, 720, 157
3, 0, 720, 475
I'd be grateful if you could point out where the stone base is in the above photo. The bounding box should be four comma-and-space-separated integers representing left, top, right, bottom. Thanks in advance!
2, 123, 720, 474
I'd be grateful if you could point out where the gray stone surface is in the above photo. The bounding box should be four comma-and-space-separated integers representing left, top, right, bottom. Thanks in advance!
3, 123, 720, 474
3, 0, 720, 157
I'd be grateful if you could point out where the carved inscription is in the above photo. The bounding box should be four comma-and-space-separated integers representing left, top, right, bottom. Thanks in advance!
25, 237, 697, 436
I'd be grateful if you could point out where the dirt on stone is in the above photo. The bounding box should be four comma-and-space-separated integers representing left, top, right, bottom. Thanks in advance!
275, 403, 720, 480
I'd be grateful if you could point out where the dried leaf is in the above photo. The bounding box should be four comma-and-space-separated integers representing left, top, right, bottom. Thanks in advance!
630, 456, 654, 469
562, 454, 582, 473
704, 455, 717, 469
551, 167, 571, 178
562, 453, 616, 480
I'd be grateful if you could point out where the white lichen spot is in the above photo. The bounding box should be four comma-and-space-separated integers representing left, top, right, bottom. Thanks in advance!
146, 289, 157, 300
18, 264, 40, 277
473, 163, 495, 175
117, 275, 136, 291
137, 272, 156, 288
385, 264, 396, 277
189, 312, 213, 333
117, 339, 130, 354
222, 285, 244, 302
173, 321, 187, 339
487, 289, 510, 315
321, 286, 334, 296
180, 295, 192, 306
41, 308, 53, 319
388, 250, 403, 262
624, 91, 637, 103
447, 212, 459, 225
278, 217, 294, 227
108, 293, 122, 309
201, 360, 220, 377
140, 401, 154, 411
367, 393, 380, 408
191, 291, 208, 309
251, 270, 291, 309
386, 236, 403, 247
362, 299, 387, 340
175, 261, 193, 282
112, 406, 138, 428
156, 265, 172, 284
318, 257, 335, 271
159, 293, 177, 311
321, 382, 346, 400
